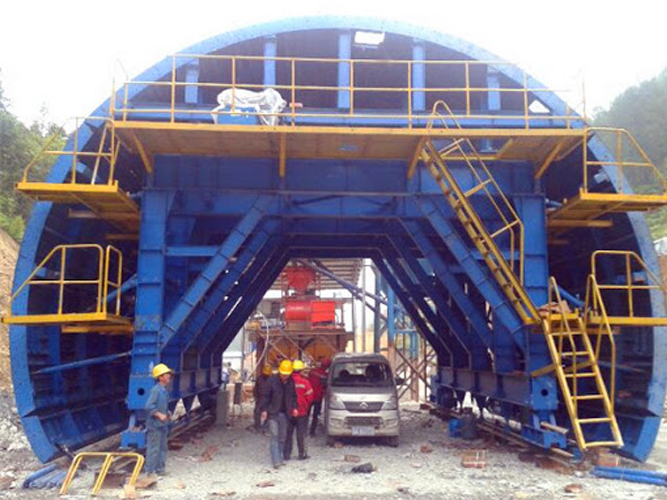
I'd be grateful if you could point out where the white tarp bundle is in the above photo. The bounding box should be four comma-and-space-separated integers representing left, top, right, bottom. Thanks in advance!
211, 88, 286, 126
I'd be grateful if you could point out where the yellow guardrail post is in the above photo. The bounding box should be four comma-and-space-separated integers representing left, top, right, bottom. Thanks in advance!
59, 451, 145, 496
108, 53, 582, 127
5, 244, 123, 324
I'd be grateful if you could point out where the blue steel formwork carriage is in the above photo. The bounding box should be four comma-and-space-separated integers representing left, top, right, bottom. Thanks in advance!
4, 16, 667, 463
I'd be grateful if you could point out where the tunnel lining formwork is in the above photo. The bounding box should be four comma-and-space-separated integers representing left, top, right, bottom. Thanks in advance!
6, 16, 667, 462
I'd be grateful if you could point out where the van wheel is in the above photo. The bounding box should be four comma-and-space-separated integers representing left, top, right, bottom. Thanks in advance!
386, 436, 399, 447
326, 435, 337, 447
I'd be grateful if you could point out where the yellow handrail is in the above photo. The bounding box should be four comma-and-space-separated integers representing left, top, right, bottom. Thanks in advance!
7, 244, 124, 320
21, 117, 121, 187
427, 99, 525, 284
590, 250, 667, 321
583, 128, 667, 195
547, 277, 581, 407
112, 53, 585, 129
584, 274, 617, 408
60, 452, 144, 496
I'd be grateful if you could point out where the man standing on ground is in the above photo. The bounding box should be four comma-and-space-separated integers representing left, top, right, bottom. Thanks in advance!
260, 360, 297, 469
284, 360, 314, 460
308, 357, 330, 436
144, 363, 173, 477
253, 365, 272, 431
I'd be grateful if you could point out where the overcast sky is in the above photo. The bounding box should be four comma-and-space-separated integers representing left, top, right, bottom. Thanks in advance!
1, 0, 666, 126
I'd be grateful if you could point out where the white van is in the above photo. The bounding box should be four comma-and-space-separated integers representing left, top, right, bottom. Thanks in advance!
324, 353, 400, 447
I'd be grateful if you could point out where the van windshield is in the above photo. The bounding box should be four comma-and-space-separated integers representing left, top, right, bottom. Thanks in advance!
331, 361, 393, 387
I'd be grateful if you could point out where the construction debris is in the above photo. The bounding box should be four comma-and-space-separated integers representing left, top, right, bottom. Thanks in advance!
461, 450, 487, 469
350, 462, 375, 474
120, 484, 136, 499
344, 454, 361, 463
564, 483, 584, 494
134, 475, 158, 490
420, 444, 433, 454
256, 480, 275, 488
199, 445, 219, 462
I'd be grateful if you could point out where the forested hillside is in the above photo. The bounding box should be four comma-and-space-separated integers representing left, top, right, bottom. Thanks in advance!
0, 72, 63, 241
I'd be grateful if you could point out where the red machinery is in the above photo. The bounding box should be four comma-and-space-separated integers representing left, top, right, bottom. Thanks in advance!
283, 265, 337, 327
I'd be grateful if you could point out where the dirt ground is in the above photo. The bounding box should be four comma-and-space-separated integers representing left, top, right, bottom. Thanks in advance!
2, 401, 667, 500
0, 229, 19, 394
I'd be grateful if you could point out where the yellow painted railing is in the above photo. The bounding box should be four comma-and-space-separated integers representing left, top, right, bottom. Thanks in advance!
21, 117, 121, 186
60, 451, 144, 496
426, 99, 525, 283
5, 244, 124, 322
111, 53, 585, 129
544, 276, 621, 449
584, 274, 617, 408
583, 128, 667, 195
590, 250, 667, 323
546, 277, 578, 395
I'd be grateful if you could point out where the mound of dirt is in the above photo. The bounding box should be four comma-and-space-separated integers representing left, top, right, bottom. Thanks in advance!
0, 229, 19, 394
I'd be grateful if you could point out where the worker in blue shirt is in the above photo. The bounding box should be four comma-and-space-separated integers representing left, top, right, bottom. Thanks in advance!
144, 363, 173, 476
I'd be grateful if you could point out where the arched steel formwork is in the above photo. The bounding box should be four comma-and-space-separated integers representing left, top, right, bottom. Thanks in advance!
5, 16, 667, 463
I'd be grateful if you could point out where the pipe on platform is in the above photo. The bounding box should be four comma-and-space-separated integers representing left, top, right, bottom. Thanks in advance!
32, 352, 131, 375
556, 285, 584, 308
296, 259, 387, 305
106, 274, 138, 304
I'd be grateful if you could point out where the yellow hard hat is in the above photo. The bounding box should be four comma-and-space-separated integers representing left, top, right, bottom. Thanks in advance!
278, 359, 293, 376
262, 365, 273, 376
152, 363, 173, 379
293, 359, 305, 371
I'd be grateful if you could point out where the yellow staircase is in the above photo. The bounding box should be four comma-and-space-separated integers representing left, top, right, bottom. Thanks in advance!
16, 119, 139, 235
413, 101, 667, 450
413, 100, 538, 325
542, 278, 623, 450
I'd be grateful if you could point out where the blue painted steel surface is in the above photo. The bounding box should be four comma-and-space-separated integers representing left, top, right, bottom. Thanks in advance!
9, 16, 665, 463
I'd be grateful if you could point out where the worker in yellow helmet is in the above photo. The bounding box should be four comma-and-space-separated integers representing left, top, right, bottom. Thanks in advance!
260, 359, 297, 468
253, 365, 273, 431
144, 363, 173, 477
284, 360, 314, 460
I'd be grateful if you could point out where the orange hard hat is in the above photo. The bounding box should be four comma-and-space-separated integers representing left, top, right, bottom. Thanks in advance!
262, 365, 273, 376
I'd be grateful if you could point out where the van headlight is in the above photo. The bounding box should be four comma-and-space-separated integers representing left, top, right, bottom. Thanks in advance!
382, 397, 398, 411
328, 396, 345, 410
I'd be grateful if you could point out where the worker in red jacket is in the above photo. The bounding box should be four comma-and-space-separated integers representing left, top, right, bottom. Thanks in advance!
308, 357, 330, 436
284, 360, 314, 460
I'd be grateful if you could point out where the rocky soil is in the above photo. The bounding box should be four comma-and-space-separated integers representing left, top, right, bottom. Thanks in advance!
2, 402, 666, 500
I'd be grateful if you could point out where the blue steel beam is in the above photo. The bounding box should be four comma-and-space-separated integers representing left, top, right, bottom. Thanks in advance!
170, 222, 280, 354
128, 190, 173, 412
402, 219, 495, 350
195, 242, 290, 353
416, 198, 528, 351
378, 247, 470, 367
158, 195, 272, 347
386, 233, 492, 370
370, 253, 452, 364
210, 252, 292, 361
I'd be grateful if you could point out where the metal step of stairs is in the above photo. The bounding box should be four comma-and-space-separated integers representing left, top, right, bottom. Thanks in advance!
543, 303, 623, 450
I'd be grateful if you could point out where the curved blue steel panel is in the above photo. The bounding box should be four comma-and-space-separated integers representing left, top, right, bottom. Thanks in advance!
11, 15, 664, 462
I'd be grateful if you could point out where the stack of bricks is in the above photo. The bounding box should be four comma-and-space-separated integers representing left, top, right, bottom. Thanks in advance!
461, 449, 487, 469
594, 449, 621, 468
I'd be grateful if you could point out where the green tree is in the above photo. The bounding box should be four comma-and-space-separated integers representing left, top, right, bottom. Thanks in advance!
594, 68, 667, 238
0, 71, 64, 241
